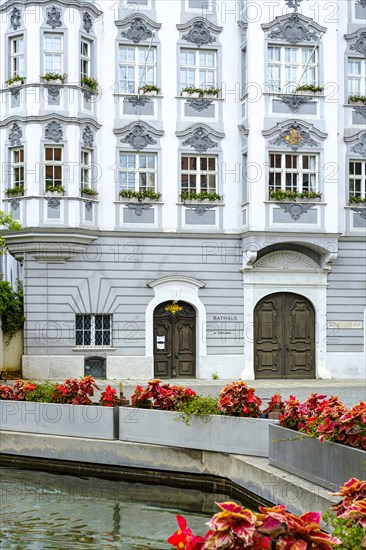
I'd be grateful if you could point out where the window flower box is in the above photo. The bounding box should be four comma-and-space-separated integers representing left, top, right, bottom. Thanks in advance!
268, 424, 365, 491
6, 76, 26, 87
4, 186, 25, 198
295, 85, 323, 96
119, 190, 161, 202
0, 400, 118, 439
180, 192, 223, 204
45, 185, 66, 197
119, 407, 273, 457
349, 95, 366, 106
80, 77, 99, 93
81, 188, 98, 198
182, 90, 200, 98
138, 85, 160, 96
269, 190, 321, 202
41, 72, 67, 85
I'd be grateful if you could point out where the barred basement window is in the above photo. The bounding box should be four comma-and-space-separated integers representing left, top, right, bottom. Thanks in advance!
75, 314, 112, 347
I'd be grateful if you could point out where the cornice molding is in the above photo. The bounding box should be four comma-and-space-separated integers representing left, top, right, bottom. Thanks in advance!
176, 17, 222, 34
344, 130, 366, 144
114, 121, 164, 138
0, 0, 102, 16
344, 29, 366, 56
0, 114, 101, 130
176, 123, 225, 141
261, 13, 326, 43
262, 119, 327, 150
115, 13, 161, 31
148, 275, 206, 289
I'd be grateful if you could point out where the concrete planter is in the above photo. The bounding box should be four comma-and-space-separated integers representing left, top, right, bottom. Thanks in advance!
0, 400, 118, 439
269, 424, 365, 491
119, 407, 272, 456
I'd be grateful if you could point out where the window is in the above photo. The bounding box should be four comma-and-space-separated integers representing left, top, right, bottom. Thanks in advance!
44, 34, 63, 73
11, 148, 24, 188
44, 147, 63, 189
81, 149, 91, 188
348, 58, 366, 97
75, 314, 112, 347
10, 36, 24, 77
181, 155, 217, 193
269, 153, 318, 194
119, 152, 157, 191
81, 40, 91, 80
267, 46, 318, 93
349, 160, 366, 199
180, 49, 217, 90
118, 45, 156, 93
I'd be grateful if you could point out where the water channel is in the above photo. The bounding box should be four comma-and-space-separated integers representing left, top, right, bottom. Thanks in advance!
0, 466, 237, 549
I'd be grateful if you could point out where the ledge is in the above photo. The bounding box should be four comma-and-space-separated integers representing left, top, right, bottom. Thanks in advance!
72, 347, 116, 352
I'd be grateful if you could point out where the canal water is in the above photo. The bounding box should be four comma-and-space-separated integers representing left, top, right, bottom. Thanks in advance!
0, 467, 233, 549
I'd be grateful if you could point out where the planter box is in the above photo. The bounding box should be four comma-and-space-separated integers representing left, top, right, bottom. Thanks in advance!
7, 81, 23, 87
119, 407, 272, 457
295, 90, 322, 96
139, 90, 158, 96
269, 425, 365, 491
0, 400, 118, 439
45, 191, 65, 197
349, 101, 365, 107
182, 91, 200, 98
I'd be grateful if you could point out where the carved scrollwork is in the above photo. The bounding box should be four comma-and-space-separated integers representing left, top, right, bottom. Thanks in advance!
124, 95, 152, 107
269, 124, 318, 151
10, 7, 21, 30
185, 98, 213, 111
182, 127, 218, 152
46, 84, 61, 99
121, 17, 153, 43
276, 94, 313, 112
45, 5, 62, 29
182, 20, 216, 47
84, 200, 93, 211
82, 125, 94, 148
276, 202, 314, 220
268, 13, 319, 43
120, 124, 157, 150
9, 87, 21, 99
284, 0, 303, 11
185, 203, 215, 216
83, 11, 93, 33
9, 122, 22, 145
352, 106, 366, 120
126, 203, 153, 216
350, 31, 366, 56
47, 197, 61, 209
351, 207, 366, 220
357, 0, 366, 7
45, 121, 63, 142
350, 133, 366, 157
10, 198, 20, 211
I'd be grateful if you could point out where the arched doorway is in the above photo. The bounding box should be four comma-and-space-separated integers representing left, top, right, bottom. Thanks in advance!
254, 292, 315, 379
153, 301, 196, 378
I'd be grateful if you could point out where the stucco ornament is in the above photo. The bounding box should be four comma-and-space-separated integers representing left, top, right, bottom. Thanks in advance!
82, 126, 94, 148
269, 14, 318, 43
351, 208, 366, 220
284, 0, 303, 11
125, 95, 152, 107
352, 106, 366, 120
182, 21, 216, 47
357, 0, 366, 8
185, 98, 213, 111
185, 203, 215, 216
47, 197, 61, 209
276, 202, 314, 220
45, 121, 63, 142
10, 7, 21, 30
121, 17, 153, 43
270, 125, 317, 151
277, 94, 313, 112
45, 6, 62, 29
120, 124, 157, 150
83, 11, 93, 33
126, 203, 153, 216
10, 199, 21, 211
350, 31, 366, 56
9, 122, 22, 146
182, 127, 217, 152
46, 84, 61, 100
350, 134, 366, 157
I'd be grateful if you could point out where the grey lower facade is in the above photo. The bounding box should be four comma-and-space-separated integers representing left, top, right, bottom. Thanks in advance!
11, 231, 365, 380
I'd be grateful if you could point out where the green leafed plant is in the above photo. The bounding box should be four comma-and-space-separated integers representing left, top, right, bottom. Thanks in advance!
45, 183, 66, 194
119, 189, 161, 202
5, 186, 25, 197
349, 95, 366, 105
269, 189, 322, 201
80, 77, 98, 91
0, 279, 25, 341
0, 211, 22, 256
180, 191, 222, 203
295, 84, 323, 93
138, 84, 160, 94
81, 187, 98, 196
5, 75, 26, 86
24, 381, 58, 403
349, 196, 366, 204
41, 72, 68, 84
175, 395, 220, 425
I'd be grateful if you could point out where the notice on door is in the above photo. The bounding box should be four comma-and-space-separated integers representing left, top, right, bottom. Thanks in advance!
157, 336, 165, 350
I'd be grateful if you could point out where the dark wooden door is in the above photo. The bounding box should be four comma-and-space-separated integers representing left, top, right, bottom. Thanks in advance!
254, 293, 315, 379
153, 301, 196, 378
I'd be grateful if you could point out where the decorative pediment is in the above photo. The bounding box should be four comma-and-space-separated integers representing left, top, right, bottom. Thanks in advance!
45, 5, 63, 29
254, 250, 318, 271
177, 18, 222, 48
10, 7, 21, 30
115, 122, 164, 151
263, 120, 327, 151
0, 0, 102, 16
176, 124, 224, 153
345, 131, 366, 157
345, 30, 366, 56
9, 122, 22, 146
45, 121, 63, 142
262, 13, 326, 44
116, 14, 161, 44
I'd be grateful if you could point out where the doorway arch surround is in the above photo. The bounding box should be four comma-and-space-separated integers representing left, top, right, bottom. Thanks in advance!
241, 250, 332, 380
146, 276, 207, 378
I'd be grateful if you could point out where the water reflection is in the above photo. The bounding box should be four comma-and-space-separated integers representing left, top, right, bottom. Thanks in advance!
0, 467, 232, 549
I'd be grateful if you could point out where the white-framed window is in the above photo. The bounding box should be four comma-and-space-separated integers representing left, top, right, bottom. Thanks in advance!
81, 149, 91, 188
181, 155, 217, 193
118, 45, 156, 93
180, 49, 217, 90
186, 0, 215, 10
269, 153, 318, 194
119, 152, 157, 191
75, 314, 112, 347
349, 160, 366, 199
44, 146, 63, 189
81, 39, 91, 80
44, 34, 63, 73
267, 46, 318, 93
10, 36, 24, 77
10, 148, 24, 188
347, 58, 366, 97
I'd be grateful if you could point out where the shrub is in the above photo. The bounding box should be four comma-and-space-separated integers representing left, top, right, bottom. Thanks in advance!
24, 381, 57, 403
176, 395, 220, 425
52, 376, 98, 405
131, 379, 197, 411
0, 380, 36, 400
0, 279, 25, 341
263, 393, 285, 415
218, 381, 262, 418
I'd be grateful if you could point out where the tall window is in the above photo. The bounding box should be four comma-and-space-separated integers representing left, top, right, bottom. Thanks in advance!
44, 34, 63, 73
181, 155, 217, 193
267, 46, 318, 93
11, 148, 24, 188
81, 40, 91, 80
44, 147, 63, 189
81, 149, 91, 188
269, 153, 318, 194
119, 152, 157, 191
10, 36, 24, 77
180, 49, 217, 90
349, 160, 366, 199
118, 46, 156, 93
348, 58, 366, 97
75, 314, 112, 347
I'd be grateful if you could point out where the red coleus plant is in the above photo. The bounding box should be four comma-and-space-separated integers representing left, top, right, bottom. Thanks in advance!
218, 381, 262, 418
52, 376, 98, 405
331, 478, 366, 517
131, 379, 197, 411
99, 385, 121, 407
168, 501, 341, 549
263, 393, 285, 415
0, 380, 37, 400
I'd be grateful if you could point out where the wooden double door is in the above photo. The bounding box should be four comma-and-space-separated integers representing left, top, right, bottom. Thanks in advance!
254, 293, 315, 379
153, 301, 196, 378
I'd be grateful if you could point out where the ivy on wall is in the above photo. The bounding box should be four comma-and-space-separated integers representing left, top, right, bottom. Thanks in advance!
0, 279, 25, 341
